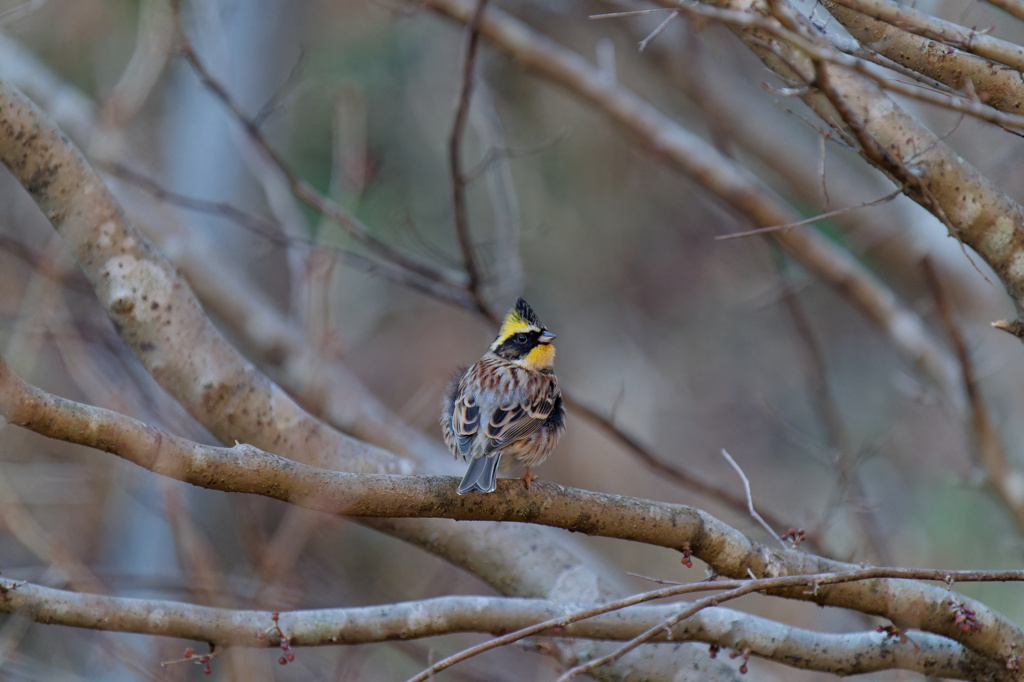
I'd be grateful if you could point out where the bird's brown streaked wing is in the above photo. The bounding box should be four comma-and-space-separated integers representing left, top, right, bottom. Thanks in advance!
484, 381, 557, 451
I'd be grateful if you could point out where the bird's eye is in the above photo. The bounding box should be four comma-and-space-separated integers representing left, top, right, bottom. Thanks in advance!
516, 333, 528, 344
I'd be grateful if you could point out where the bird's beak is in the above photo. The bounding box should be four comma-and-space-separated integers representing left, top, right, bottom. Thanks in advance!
538, 330, 556, 344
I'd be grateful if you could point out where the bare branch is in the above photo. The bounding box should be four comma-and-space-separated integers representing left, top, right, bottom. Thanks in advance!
646, 0, 1024, 319
637, 9, 680, 52
715, 189, 901, 240
823, 0, 1024, 117
922, 257, 1024, 532
449, 0, 497, 321
1, 353, 1021, 666
0, 575, 1009, 679
826, 0, 1024, 72
719, 449, 783, 547
167, 0, 467, 294
0, 79, 409, 475
778, 268, 892, 564
641, 1, 1024, 132
564, 394, 810, 550
412, 567, 1020, 681
105, 161, 478, 310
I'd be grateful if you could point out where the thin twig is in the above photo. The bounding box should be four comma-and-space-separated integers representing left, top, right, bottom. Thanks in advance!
108, 162, 294, 247
921, 257, 1024, 533
251, 49, 306, 130
411, 566, 1024, 682
720, 449, 783, 547
777, 268, 893, 564
810, 60, 958, 237
818, 126, 831, 207
638, 9, 679, 52
449, 0, 497, 322
716, 189, 901, 240
564, 393, 813, 549
590, 9, 675, 20
556, 583, 760, 680
106, 162, 478, 309
167, 0, 464, 290
809, 57, 992, 289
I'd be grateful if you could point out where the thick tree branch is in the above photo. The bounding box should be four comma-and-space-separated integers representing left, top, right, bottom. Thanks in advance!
821, 1, 1024, 116
826, 0, 1024, 73
0, 353, 1021, 669
680, 0, 1024, 319
0, 79, 409, 475
0, 576, 1007, 679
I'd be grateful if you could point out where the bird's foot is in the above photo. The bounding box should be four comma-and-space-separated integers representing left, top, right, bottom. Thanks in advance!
521, 467, 537, 489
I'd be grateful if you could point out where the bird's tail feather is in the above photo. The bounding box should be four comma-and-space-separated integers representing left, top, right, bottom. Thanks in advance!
457, 454, 501, 494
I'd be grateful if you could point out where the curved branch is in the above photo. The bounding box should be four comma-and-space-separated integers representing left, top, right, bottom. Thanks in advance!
826, 0, 1024, 72
0, 577, 1008, 680
0, 353, 1020, 667
0, 79, 409, 475
685, 0, 1024, 316
823, 0, 1024, 117
167, 0, 465, 293
449, 0, 495, 319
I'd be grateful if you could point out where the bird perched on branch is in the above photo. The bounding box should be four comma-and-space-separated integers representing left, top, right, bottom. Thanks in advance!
441, 297, 566, 494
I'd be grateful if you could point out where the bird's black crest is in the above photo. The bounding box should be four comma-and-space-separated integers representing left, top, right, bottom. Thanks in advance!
512, 297, 542, 328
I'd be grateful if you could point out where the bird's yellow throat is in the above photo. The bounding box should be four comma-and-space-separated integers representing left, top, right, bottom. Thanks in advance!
522, 343, 555, 371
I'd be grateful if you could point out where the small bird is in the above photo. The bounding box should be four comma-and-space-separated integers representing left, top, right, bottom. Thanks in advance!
441, 297, 566, 494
